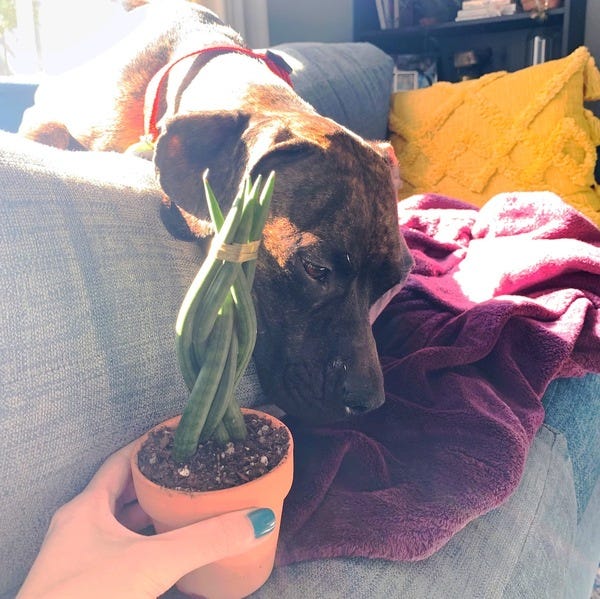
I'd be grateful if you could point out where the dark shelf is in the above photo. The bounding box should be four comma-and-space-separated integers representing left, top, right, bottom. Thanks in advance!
357, 8, 565, 42
353, 0, 586, 81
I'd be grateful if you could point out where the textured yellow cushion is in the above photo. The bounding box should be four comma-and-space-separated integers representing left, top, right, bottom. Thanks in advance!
389, 46, 600, 226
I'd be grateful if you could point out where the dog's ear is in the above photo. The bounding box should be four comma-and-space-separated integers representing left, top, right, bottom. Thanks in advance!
154, 110, 251, 237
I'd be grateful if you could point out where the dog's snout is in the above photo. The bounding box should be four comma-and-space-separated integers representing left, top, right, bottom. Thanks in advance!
343, 403, 372, 417
342, 392, 385, 417
328, 356, 385, 418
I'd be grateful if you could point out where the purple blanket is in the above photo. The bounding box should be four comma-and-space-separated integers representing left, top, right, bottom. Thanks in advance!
276, 192, 600, 564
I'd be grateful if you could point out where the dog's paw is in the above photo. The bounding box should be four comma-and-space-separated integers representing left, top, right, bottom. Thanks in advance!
18, 118, 81, 150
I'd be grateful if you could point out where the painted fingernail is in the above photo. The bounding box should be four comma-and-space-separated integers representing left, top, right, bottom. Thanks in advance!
247, 508, 276, 538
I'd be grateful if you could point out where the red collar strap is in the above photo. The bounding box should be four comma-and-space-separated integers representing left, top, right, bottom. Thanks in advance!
145, 46, 294, 142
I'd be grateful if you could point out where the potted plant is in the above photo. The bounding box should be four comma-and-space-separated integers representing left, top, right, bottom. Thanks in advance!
130, 171, 294, 599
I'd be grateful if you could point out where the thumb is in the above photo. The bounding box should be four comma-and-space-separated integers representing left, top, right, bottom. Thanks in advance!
140, 507, 276, 587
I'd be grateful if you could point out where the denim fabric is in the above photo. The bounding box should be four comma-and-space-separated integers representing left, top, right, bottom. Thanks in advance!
542, 374, 600, 519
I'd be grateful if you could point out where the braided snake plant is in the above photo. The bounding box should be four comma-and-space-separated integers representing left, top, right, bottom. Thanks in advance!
172, 171, 274, 462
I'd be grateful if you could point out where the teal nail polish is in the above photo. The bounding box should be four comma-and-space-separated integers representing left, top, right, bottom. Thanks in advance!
248, 508, 276, 538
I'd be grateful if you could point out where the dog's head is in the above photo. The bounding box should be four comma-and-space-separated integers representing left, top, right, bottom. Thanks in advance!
155, 107, 413, 424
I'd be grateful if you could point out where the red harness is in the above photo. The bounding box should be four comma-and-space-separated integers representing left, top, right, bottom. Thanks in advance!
145, 46, 294, 142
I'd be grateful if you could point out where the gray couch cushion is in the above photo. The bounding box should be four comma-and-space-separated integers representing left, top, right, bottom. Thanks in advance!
272, 42, 394, 141
253, 429, 592, 599
161, 426, 593, 599
0, 131, 265, 598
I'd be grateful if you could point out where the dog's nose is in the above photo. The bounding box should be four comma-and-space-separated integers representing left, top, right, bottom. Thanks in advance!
343, 403, 372, 417
328, 356, 384, 417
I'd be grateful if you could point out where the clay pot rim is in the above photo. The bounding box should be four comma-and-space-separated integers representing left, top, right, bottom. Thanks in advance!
131, 407, 293, 497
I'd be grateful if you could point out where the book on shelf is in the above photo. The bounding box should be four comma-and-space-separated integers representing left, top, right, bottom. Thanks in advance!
375, 0, 390, 28
376, 0, 411, 29
455, 0, 516, 21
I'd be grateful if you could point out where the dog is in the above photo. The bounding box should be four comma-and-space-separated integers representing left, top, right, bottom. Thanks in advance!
19, 0, 413, 425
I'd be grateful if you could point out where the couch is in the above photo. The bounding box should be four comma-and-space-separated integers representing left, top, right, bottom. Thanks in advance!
0, 41, 598, 599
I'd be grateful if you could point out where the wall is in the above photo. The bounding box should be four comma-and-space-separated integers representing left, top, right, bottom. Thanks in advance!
585, 0, 600, 61
266, 0, 353, 45
584, 0, 600, 116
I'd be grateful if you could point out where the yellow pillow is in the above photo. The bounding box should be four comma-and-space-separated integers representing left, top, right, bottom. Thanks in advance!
389, 46, 600, 226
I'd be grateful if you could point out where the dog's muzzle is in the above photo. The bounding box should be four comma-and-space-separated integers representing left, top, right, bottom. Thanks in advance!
327, 356, 385, 417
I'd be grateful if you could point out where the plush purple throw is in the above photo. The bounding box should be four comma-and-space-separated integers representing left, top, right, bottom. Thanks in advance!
276, 191, 600, 564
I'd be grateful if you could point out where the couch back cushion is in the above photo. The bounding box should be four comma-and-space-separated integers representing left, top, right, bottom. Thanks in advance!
273, 42, 394, 141
0, 131, 266, 597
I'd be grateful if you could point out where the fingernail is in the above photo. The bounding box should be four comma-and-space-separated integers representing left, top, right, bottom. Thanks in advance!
247, 508, 276, 538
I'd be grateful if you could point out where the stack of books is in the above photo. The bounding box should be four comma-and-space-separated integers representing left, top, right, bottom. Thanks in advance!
455, 0, 516, 21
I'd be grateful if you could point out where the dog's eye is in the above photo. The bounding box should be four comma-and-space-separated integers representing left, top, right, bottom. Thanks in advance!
302, 259, 330, 282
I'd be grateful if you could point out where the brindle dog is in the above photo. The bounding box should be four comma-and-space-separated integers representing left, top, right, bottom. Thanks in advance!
19, 0, 413, 424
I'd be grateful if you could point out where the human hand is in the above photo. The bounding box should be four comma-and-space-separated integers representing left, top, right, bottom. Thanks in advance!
17, 441, 276, 599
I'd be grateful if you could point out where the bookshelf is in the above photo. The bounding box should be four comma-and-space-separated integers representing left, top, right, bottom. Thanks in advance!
353, 0, 587, 82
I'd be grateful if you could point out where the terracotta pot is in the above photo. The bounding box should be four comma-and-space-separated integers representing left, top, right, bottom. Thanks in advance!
130, 408, 294, 599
